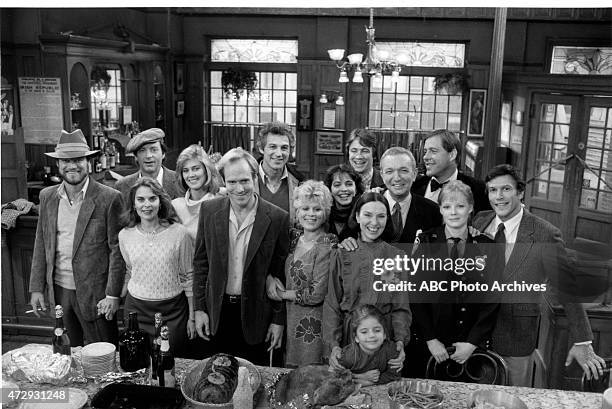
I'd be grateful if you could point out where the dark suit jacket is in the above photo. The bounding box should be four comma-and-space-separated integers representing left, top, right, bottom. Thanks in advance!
387, 193, 443, 246
114, 166, 184, 200
192, 196, 289, 345
411, 226, 500, 348
412, 171, 491, 214
29, 178, 125, 321
472, 210, 592, 356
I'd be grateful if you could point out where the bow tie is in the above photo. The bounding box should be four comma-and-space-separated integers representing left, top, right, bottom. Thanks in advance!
430, 178, 448, 192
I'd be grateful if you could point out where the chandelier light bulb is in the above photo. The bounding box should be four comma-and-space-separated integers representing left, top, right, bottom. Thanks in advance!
319, 94, 328, 104
339, 71, 350, 83
335, 96, 344, 106
328, 49, 346, 61
352, 70, 364, 83
347, 53, 364, 65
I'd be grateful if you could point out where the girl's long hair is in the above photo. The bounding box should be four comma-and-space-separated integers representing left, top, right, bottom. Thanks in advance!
122, 177, 179, 227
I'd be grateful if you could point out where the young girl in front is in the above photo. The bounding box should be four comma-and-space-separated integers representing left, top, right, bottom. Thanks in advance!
338, 304, 401, 386
323, 192, 410, 374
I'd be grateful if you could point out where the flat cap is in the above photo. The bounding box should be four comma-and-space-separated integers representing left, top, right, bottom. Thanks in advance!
126, 128, 165, 154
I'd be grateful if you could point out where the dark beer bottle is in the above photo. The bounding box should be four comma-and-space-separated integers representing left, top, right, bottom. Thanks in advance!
119, 312, 149, 372
149, 313, 163, 385
156, 326, 175, 387
52, 305, 71, 355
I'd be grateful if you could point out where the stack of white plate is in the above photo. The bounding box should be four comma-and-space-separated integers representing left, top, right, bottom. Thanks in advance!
81, 342, 116, 377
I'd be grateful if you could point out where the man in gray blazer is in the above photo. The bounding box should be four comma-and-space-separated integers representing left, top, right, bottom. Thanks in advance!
114, 128, 183, 199
472, 164, 605, 386
193, 148, 289, 366
29, 130, 125, 345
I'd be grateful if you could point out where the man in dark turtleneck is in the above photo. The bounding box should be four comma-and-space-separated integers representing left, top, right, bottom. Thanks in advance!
254, 122, 303, 226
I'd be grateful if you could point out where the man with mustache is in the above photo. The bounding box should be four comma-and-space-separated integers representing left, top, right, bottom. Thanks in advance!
29, 129, 125, 345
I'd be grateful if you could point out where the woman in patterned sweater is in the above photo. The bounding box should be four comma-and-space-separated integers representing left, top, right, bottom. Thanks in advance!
119, 177, 195, 356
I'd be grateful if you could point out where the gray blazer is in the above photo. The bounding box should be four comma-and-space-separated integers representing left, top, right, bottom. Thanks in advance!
472, 210, 592, 356
114, 166, 184, 200
29, 178, 126, 321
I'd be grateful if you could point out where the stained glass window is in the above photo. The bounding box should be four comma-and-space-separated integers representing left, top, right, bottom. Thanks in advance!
211, 39, 298, 63
376, 42, 465, 68
550, 47, 612, 75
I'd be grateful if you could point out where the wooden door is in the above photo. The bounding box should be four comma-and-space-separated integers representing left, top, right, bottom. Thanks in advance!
526, 94, 612, 251
1, 127, 27, 202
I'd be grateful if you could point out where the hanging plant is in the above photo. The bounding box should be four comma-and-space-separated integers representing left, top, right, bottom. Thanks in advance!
433, 72, 469, 95
91, 66, 111, 88
221, 69, 258, 100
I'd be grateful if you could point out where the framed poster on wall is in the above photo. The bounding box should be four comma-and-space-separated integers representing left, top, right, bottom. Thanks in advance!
467, 89, 486, 137
316, 130, 343, 154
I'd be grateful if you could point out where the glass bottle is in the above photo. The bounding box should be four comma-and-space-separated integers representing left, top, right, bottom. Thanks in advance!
99, 137, 108, 170
52, 305, 71, 355
108, 141, 116, 168
149, 313, 163, 386
119, 312, 149, 372
232, 367, 253, 409
156, 326, 175, 387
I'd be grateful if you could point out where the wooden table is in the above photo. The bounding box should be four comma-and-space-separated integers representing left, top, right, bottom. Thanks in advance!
5, 353, 604, 409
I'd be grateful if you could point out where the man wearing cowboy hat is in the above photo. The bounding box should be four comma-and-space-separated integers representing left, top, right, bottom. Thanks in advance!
114, 128, 183, 199
29, 129, 125, 346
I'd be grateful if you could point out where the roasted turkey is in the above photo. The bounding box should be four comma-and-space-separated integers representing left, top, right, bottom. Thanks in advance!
272, 365, 356, 408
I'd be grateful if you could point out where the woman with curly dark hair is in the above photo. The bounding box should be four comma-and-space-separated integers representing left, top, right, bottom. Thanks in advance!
119, 177, 194, 355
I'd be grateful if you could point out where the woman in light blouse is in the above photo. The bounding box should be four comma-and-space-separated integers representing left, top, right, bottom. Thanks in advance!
172, 144, 223, 242
119, 177, 195, 356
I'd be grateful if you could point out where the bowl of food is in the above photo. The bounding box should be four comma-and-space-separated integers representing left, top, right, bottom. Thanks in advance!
468, 390, 528, 409
387, 379, 443, 409
181, 353, 261, 408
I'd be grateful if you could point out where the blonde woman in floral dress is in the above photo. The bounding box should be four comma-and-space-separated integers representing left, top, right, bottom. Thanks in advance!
277, 180, 337, 367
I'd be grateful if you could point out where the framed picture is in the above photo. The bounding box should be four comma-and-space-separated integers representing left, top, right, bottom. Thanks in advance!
1, 86, 16, 136
174, 62, 185, 93
316, 130, 343, 155
467, 89, 486, 137
175, 100, 185, 117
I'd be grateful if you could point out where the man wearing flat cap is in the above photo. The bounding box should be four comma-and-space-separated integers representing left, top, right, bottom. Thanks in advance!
115, 128, 183, 199
29, 129, 125, 346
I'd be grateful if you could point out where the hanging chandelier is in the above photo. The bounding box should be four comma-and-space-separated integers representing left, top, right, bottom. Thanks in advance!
327, 8, 409, 84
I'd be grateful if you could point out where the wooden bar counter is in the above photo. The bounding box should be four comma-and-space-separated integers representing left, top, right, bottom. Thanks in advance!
5, 348, 604, 409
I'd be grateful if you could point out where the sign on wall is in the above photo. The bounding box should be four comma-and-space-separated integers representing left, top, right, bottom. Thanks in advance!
18, 77, 63, 144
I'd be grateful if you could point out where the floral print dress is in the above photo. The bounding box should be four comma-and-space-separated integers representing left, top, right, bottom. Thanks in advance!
285, 230, 337, 367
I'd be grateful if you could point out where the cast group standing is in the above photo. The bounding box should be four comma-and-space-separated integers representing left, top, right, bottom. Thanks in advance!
30, 124, 605, 388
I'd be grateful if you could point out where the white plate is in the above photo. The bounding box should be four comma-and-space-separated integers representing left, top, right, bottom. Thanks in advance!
18, 388, 88, 409
81, 342, 115, 357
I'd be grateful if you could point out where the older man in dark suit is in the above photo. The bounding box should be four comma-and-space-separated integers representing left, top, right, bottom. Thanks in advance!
114, 128, 183, 199
29, 129, 125, 345
193, 148, 289, 365
472, 164, 605, 386
412, 129, 490, 213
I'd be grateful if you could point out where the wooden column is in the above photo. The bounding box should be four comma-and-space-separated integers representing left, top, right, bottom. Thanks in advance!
482, 8, 507, 175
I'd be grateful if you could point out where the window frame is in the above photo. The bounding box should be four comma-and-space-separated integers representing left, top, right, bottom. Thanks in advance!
365, 67, 466, 132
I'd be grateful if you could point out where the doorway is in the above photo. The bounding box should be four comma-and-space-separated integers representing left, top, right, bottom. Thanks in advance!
526, 93, 612, 251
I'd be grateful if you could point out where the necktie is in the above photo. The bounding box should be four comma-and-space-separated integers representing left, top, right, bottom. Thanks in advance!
392, 202, 403, 238
494, 223, 507, 265
430, 178, 447, 192
449, 237, 461, 259
494, 223, 506, 244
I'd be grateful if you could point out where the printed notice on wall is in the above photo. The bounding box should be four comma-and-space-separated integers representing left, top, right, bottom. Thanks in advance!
18, 77, 64, 144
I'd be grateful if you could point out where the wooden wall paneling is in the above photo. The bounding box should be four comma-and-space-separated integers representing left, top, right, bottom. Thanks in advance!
1, 128, 27, 202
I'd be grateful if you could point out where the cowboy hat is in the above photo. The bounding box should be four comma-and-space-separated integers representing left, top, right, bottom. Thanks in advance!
44, 129, 99, 159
